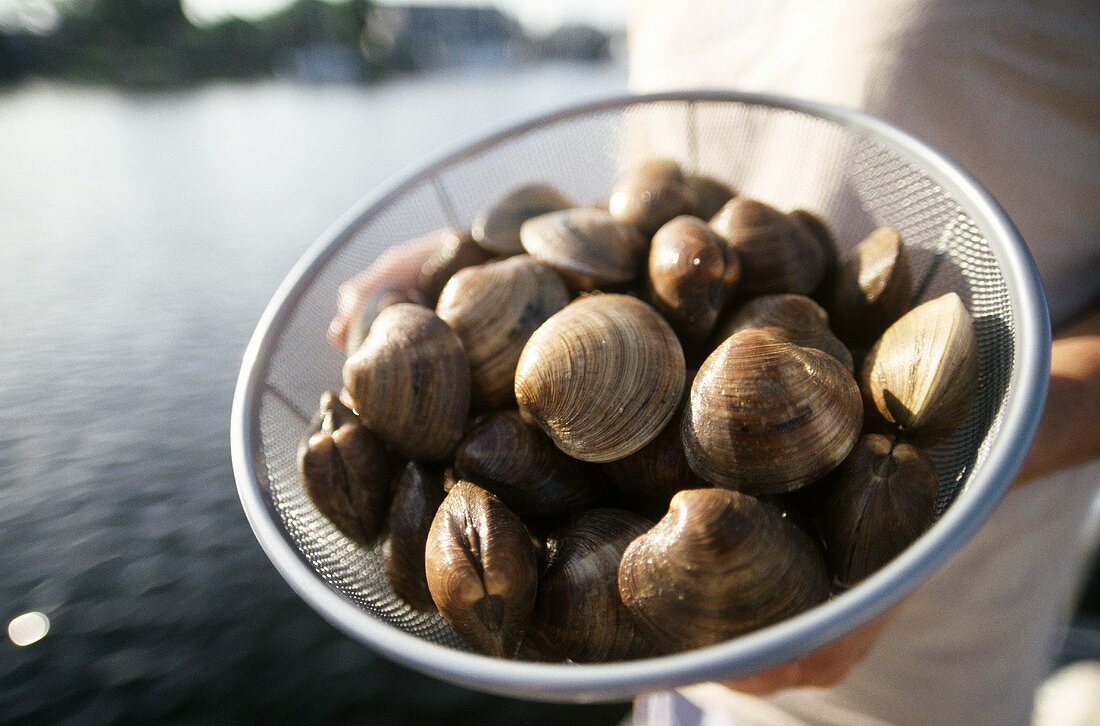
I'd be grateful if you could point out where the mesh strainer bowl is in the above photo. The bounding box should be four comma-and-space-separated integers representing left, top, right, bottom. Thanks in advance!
230, 91, 1049, 702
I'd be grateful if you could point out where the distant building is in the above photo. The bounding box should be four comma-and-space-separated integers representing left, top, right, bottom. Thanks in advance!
370, 5, 521, 68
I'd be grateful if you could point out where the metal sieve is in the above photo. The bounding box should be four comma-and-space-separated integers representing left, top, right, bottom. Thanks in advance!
230, 91, 1050, 702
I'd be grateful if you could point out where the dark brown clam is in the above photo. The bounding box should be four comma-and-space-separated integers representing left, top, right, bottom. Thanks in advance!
425, 481, 537, 658
825, 226, 912, 346
714, 294, 853, 373
342, 304, 470, 461
454, 410, 606, 517
686, 174, 736, 221
608, 158, 698, 238
520, 208, 647, 291
819, 434, 938, 587
527, 509, 657, 662
417, 229, 493, 305
436, 256, 571, 410
382, 462, 445, 612
471, 184, 574, 256
790, 208, 839, 301
345, 285, 428, 356
298, 392, 394, 547
710, 197, 825, 296
619, 488, 829, 652
647, 215, 741, 346
682, 329, 862, 493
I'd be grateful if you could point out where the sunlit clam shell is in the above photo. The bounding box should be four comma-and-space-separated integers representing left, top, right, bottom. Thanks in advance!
471, 184, 574, 256
520, 208, 647, 291
608, 158, 698, 237
826, 226, 912, 346
714, 294, 853, 373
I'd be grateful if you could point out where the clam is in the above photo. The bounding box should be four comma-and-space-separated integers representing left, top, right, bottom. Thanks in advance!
520, 208, 647, 291
619, 488, 829, 652
819, 434, 938, 587
710, 197, 825, 296
436, 256, 571, 410
685, 174, 736, 221
608, 158, 698, 237
425, 481, 537, 657
603, 373, 707, 500
471, 184, 574, 256
454, 410, 606, 517
826, 226, 912, 346
861, 292, 978, 443
418, 228, 493, 305
515, 294, 686, 463
298, 391, 394, 547
526, 509, 657, 662
345, 285, 428, 356
790, 208, 839, 299
382, 462, 445, 612
342, 304, 470, 461
714, 294, 853, 373
647, 216, 741, 346
682, 328, 863, 493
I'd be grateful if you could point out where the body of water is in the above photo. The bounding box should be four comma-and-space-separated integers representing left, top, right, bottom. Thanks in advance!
0, 62, 632, 724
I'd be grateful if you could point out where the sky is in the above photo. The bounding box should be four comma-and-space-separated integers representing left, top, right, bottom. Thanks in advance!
178, 0, 630, 32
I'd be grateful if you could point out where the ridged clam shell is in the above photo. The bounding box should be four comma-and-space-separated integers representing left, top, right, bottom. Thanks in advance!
436, 256, 570, 410
520, 208, 647, 291
425, 481, 537, 658
418, 228, 493, 305
471, 184, 574, 256
619, 488, 829, 652
342, 304, 470, 461
526, 509, 657, 662
515, 294, 686, 463
861, 292, 978, 443
298, 392, 393, 547
382, 462, 445, 612
715, 294, 853, 373
826, 226, 912, 346
710, 198, 825, 295
682, 328, 863, 493
454, 410, 606, 517
345, 285, 428, 356
648, 215, 741, 346
608, 158, 698, 237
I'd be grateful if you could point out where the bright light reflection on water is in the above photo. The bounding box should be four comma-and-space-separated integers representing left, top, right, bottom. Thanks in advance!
8, 611, 50, 646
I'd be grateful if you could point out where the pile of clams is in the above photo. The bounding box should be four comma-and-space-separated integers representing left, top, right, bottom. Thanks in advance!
299, 159, 979, 661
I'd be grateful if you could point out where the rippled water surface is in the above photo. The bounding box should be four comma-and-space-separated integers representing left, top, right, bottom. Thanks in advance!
0, 63, 632, 724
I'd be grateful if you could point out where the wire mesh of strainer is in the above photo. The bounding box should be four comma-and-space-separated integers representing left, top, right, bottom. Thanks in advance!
230, 91, 1049, 702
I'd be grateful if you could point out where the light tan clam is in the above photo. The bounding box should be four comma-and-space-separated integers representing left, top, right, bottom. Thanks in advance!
425, 481, 537, 658
682, 328, 863, 493
345, 285, 427, 356
298, 392, 394, 547
520, 208, 647, 291
471, 184, 574, 256
342, 303, 470, 461
647, 215, 741, 346
515, 294, 686, 463
417, 228, 493, 305
710, 197, 825, 295
826, 226, 912, 346
619, 488, 830, 652
454, 410, 606, 517
714, 294, 853, 373
436, 256, 570, 410
819, 434, 938, 587
382, 462, 445, 612
526, 509, 657, 662
861, 292, 978, 443
685, 174, 736, 221
608, 158, 698, 237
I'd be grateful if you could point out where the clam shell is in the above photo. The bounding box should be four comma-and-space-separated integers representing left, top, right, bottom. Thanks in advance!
710, 198, 824, 295
521, 208, 647, 291
619, 488, 829, 652
715, 294, 853, 373
454, 410, 606, 517
608, 158, 697, 237
686, 174, 736, 221
382, 462, 445, 612
526, 509, 657, 662
515, 294, 686, 463
682, 328, 863, 493
861, 292, 978, 443
425, 481, 537, 658
647, 215, 740, 346
436, 256, 571, 410
417, 228, 493, 305
345, 285, 428, 356
471, 184, 574, 256
342, 304, 471, 461
826, 226, 912, 346
819, 434, 937, 587
298, 392, 394, 547
790, 208, 839, 300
